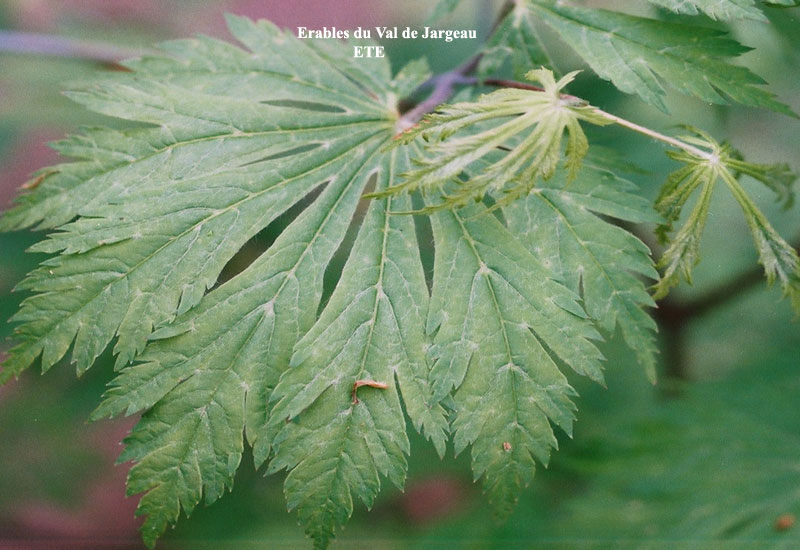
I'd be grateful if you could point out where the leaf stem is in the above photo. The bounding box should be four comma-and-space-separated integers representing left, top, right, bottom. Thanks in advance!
591, 108, 712, 160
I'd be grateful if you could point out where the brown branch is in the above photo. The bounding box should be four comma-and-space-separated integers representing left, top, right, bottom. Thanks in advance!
397, 57, 480, 131
396, 0, 514, 130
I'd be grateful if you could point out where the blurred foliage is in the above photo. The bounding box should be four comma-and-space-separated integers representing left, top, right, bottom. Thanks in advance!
0, 0, 798, 547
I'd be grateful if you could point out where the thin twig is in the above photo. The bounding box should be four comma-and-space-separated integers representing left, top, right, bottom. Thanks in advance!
396, 0, 515, 131
397, 57, 480, 131
0, 30, 152, 65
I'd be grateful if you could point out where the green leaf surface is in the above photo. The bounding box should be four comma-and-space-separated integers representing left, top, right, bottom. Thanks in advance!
90, 139, 385, 546
648, 0, 767, 21
267, 149, 447, 548
425, 195, 604, 516
504, 161, 661, 381
0, 15, 397, 382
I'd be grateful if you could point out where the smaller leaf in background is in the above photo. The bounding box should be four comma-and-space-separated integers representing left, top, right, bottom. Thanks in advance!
374, 68, 609, 211
653, 127, 800, 311
521, 0, 795, 116
647, 0, 767, 21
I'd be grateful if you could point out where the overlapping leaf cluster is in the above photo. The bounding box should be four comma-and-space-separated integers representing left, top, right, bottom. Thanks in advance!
0, 1, 798, 549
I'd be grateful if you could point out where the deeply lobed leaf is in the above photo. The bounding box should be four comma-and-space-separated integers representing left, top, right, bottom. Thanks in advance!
1, 15, 438, 549
0, 15, 397, 382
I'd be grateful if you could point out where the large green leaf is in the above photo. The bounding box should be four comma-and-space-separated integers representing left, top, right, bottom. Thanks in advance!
1, 15, 438, 549
0, 15, 397, 380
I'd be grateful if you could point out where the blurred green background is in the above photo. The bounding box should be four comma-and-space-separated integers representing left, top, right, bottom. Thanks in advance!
1, 1, 799, 548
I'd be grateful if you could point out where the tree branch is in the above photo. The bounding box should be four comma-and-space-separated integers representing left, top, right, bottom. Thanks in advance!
396, 57, 479, 132
0, 30, 153, 67
396, 0, 515, 131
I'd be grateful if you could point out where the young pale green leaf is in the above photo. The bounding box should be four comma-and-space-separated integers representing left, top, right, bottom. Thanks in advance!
375, 68, 609, 211
267, 149, 447, 548
0, 15, 400, 383
647, 0, 767, 21
653, 163, 717, 298
515, 0, 794, 115
653, 129, 800, 309
425, 192, 604, 516
503, 161, 661, 381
